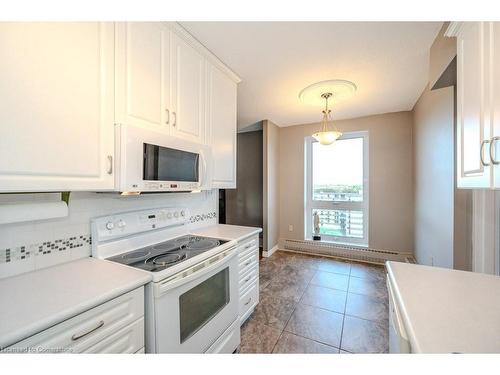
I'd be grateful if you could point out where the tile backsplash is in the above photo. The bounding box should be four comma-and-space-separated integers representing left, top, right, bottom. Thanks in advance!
0, 190, 218, 279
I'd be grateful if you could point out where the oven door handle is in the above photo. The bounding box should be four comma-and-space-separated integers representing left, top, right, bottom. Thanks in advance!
156, 246, 237, 296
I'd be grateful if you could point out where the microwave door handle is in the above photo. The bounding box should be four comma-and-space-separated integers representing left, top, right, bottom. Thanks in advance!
157, 246, 237, 295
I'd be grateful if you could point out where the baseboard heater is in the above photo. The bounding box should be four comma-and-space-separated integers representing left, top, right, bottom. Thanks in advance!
279, 238, 413, 265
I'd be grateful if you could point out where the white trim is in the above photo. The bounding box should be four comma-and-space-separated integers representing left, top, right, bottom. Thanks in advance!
304, 131, 370, 247
166, 22, 242, 84
472, 190, 497, 274
445, 22, 465, 38
262, 244, 278, 258
496, 192, 500, 276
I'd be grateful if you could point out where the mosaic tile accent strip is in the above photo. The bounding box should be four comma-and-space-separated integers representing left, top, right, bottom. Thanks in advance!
189, 211, 217, 224
0, 235, 92, 264
0, 211, 216, 266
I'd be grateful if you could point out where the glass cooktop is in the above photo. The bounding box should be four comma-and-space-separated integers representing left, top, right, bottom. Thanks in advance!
107, 235, 229, 272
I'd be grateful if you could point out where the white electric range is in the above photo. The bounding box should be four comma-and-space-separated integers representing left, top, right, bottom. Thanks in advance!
91, 207, 240, 353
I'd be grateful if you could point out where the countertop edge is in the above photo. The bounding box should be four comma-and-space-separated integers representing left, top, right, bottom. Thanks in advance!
1, 273, 151, 349
191, 224, 262, 242
385, 261, 422, 353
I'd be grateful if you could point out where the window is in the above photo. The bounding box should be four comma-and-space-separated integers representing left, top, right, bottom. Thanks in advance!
305, 131, 369, 246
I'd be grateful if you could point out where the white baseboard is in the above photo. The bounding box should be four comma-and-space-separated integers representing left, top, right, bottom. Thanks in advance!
262, 244, 278, 258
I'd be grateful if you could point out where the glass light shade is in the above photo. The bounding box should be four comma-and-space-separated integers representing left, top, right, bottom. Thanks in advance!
312, 130, 342, 145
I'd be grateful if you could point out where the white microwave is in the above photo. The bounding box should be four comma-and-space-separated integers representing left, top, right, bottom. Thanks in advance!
115, 124, 213, 193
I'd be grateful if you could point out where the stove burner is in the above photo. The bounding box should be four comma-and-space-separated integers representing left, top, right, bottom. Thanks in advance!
186, 238, 220, 251
151, 243, 176, 252
122, 250, 151, 260
151, 252, 186, 266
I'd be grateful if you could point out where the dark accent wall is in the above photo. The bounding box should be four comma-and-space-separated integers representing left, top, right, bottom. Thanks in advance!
224, 130, 263, 229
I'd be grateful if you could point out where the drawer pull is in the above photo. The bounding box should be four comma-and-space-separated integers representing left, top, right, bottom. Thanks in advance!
244, 297, 252, 306
244, 261, 251, 266
71, 320, 105, 341
244, 277, 251, 283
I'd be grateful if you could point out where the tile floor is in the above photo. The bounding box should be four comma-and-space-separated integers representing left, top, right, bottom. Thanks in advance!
240, 251, 389, 354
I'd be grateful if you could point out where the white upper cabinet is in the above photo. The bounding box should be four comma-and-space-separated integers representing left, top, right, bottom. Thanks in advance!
0, 22, 115, 192
207, 64, 238, 188
0, 22, 240, 193
115, 22, 171, 132
448, 22, 500, 188
170, 31, 206, 144
490, 22, 500, 187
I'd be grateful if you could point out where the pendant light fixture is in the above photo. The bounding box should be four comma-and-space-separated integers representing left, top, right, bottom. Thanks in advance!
299, 79, 357, 146
312, 92, 341, 145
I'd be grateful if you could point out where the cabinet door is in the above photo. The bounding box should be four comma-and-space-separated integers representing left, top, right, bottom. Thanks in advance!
456, 22, 492, 188
490, 22, 500, 187
207, 64, 238, 188
115, 22, 170, 132
0, 22, 115, 192
170, 32, 206, 143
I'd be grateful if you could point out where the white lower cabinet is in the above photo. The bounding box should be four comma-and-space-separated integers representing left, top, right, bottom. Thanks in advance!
237, 235, 259, 325
4, 287, 145, 354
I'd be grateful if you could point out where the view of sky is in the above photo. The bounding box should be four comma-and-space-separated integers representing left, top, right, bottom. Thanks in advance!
312, 137, 363, 186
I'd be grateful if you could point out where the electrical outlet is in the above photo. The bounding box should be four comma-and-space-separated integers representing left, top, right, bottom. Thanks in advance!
288, 224, 293, 232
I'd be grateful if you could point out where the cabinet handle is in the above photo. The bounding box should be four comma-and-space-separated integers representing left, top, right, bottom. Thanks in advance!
244, 261, 251, 266
244, 297, 252, 306
107, 155, 113, 174
165, 109, 170, 125
172, 112, 177, 127
480, 139, 491, 166
490, 137, 500, 165
71, 320, 105, 341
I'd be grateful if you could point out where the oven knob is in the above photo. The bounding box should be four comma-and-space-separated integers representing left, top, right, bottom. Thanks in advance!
167, 212, 173, 219
180, 210, 185, 217
105, 221, 114, 230
174, 211, 179, 218
117, 220, 126, 228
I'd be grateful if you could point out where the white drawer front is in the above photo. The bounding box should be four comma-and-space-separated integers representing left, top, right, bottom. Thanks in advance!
83, 318, 144, 354
238, 249, 258, 275
7, 287, 144, 353
238, 236, 258, 258
239, 264, 258, 293
205, 319, 240, 354
239, 282, 258, 325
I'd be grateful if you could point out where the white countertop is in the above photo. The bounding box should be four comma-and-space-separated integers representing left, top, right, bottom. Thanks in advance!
0, 258, 151, 349
192, 224, 262, 242
386, 261, 500, 353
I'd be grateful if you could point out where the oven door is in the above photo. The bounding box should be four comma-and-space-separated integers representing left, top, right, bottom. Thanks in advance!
152, 247, 239, 353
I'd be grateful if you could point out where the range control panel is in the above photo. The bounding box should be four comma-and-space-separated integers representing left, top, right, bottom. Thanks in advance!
92, 207, 189, 243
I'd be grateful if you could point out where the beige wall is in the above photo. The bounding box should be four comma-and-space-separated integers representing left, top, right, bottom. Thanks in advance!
413, 85, 454, 267
263, 120, 280, 253
279, 111, 414, 252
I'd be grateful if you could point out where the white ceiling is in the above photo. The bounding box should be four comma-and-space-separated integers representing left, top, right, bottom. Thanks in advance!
181, 22, 443, 129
